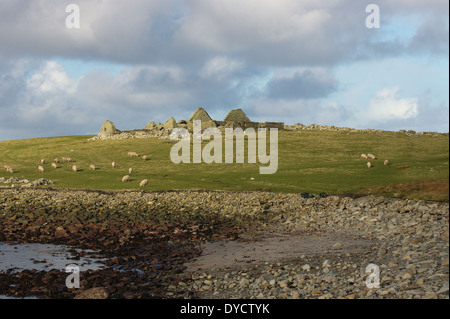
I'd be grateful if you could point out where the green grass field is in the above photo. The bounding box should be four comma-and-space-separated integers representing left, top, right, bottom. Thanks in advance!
1, 130, 448, 201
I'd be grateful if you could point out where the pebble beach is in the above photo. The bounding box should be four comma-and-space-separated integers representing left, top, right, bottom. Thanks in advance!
0, 187, 448, 299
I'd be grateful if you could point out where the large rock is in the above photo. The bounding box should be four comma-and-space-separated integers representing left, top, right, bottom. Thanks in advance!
74, 287, 109, 299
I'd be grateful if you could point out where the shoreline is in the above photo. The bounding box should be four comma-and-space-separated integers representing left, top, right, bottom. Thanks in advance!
0, 188, 448, 299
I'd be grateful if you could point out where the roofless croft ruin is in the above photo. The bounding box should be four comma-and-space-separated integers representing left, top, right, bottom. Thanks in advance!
98, 108, 285, 137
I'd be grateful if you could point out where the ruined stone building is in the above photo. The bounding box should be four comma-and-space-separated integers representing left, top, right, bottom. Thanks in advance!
97, 107, 284, 137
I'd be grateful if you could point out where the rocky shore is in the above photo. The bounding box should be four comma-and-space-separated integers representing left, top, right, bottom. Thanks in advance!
0, 188, 448, 299
0, 177, 54, 188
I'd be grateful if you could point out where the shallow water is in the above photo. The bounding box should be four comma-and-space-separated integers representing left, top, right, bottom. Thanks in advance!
0, 242, 107, 273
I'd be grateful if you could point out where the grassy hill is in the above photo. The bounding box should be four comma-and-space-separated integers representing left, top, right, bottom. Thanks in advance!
1, 130, 448, 201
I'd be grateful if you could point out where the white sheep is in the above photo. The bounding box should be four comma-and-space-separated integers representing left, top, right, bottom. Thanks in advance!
367, 153, 376, 160
38, 165, 44, 172
122, 175, 130, 182
72, 165, 78, 172
4, 165, 13, 173
361, 154, 368, 159
128, 168, 133, 175
52, 163, 57, 169
367, 162, 372, 168
90, 164, 96, 171
112, 161, 116, 168
142, 155, 148, 161
384, 160, 389, 166
140, 179, 148, 187
54, 158, 61, 164
40, 159, 45, 164
127, 152, 139, 157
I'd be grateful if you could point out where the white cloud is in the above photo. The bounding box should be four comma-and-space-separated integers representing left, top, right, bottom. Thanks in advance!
367, 87, 419, 120
26, 61, 77, 93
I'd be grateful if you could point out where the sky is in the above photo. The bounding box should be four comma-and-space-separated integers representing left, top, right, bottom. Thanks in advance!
0, 0, 448, 141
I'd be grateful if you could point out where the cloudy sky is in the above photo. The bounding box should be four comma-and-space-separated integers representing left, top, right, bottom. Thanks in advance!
0, 0, 448, 141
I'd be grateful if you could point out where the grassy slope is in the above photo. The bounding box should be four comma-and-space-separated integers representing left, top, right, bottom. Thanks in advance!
0, 130, 448, 200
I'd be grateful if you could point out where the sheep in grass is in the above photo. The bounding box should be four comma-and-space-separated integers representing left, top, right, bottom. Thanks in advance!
40, 159, 45, 164
122, 175, 130, 182
89, 164, 96, 171
112, 161, 116, 168
54, 158, 61, 164
361, 154, 368, 159
367, 162, 372, 168
38, 165, 44, 172
127, 152, 139, 157
142, 155, 148, 161
4, 165, 13, 173
367, 153, 377, 160
52, 163, 57, 169
140, 179, 148, 187
384, 160, 389, 166
72, 165, 78, 172
128, 168, 133, 175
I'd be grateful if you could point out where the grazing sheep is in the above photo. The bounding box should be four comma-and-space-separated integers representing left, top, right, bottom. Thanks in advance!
384, 160, 389, 166
40, 159, 45, 164
112, 161, 116, 168
128, 168, 133, 174
72, 165, 78, 172
122, 175, 130, 182
367, 162, 372, 168
142, 155, 148, 161
4, 165, 13, 173
127, 152, 139, 157
140, 179, 148, 187
361, 154, 368, 159
52, 163, 57, 169
89, 164, 96, 171
367, 153, 376, 160
38, 165, 44, 172
54, 158, 61, 164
